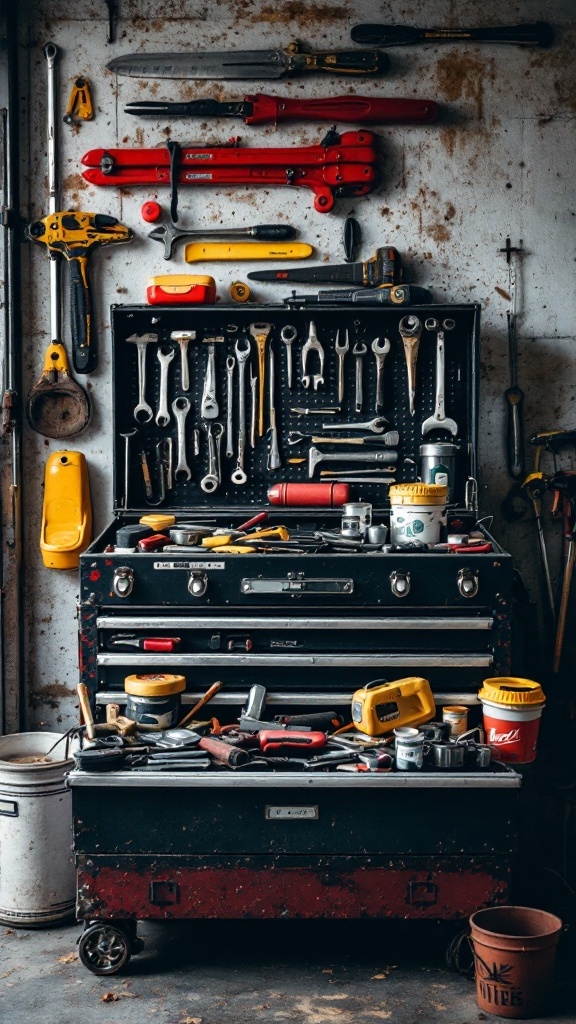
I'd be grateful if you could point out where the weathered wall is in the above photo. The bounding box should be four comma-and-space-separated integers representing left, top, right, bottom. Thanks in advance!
16, 0, 576, 729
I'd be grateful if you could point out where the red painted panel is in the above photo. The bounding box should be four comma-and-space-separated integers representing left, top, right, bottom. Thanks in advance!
77, 860, 509, 921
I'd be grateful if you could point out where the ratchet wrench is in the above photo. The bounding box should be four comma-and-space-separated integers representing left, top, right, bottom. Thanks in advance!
334, 329, 349, 404
371, 337, 391, 413
172, 396, 191, 482
156, 345, 175, 427
232, 338, 250, 485
225, 355, 235, 457
201, 422, 223, 494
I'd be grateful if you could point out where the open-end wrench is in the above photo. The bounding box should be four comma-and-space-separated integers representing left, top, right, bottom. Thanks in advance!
156, 345, 175, 427
335, 329, 349, 403
201, 421, 223, 493
232, 338, 250, 485
267, 344, 281, 471
398, 314, 422, 416
421, 318, 458, 436
352, 342, 367, 412
280, 324, 297, 389
201, 336, 224, 419
250, 322, 272, 436
372, 336, 391, 413
172, 396, 191, 481
250, 364, 257, 448
171, 330, 195, 392
301, 321, 325, 390
225, 355, 235, 457
308, 446, 397, 478
321, 416, 388, 433
127, 332, 157, 423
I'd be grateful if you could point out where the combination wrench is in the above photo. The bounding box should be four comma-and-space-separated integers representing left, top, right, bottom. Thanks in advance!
421, 318, 458, 436
352, 342, 367, 412
334, 329, 349, 404
267, 344, 281, 471
156, 345, 175, 427
172, 396, 192, 482
201, 422, 223, 494
201, 336, 224, 419
231, 338, 250, 485
170, 330, 195, 392
372, 337, 391, 413
127, 332, 157, 423
301, 321, 324, 390
321, 416, 388, 433
225, 355, 235, 457
280, 324, 298, 388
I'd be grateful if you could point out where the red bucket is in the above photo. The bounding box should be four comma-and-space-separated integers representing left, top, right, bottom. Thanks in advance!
478, 677, 546, 765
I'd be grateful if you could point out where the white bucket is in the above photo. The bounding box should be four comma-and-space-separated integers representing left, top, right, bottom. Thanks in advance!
390, 502, 446, 544
0, 732, 76, 927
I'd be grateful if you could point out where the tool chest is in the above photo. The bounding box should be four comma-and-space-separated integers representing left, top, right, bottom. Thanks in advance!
71, 299, 520, 971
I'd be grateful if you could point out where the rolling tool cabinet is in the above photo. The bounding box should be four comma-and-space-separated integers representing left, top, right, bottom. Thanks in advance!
71, 302, 520, 974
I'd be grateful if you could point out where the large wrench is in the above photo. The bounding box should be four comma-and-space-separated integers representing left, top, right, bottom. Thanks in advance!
372, 337, 391, 413
249, 364, 257, 448
308, 446, 397, 478
172, 396, 191, 481
156, 345, 175, 427
250, 322, 272, 436
421, 318, 458, 436
267, 344, 281, 471
225, 355, 235, 457
301, 321, 324, 390
201, 422, 223, 494
171, 330, 195, 392
280, 324, 297, 389
232, 338, 251, 485
321, 416, 388, 433
352, 341, 367, 412
127, 333, 157, 424
201, 336, 223, 419
334, 329, 349, 404
398, 315, 422, 417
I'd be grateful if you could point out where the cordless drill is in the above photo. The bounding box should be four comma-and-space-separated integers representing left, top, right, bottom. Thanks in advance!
26, 211, 132, 373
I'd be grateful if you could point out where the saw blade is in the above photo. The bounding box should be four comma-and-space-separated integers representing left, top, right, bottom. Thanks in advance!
107, 49, 288, 80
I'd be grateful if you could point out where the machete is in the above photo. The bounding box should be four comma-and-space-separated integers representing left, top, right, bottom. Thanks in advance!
248, 247, 402, 287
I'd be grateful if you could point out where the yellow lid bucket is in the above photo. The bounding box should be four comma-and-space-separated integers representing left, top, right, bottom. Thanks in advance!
478, 677, 546, 706
389, 483, 447, 506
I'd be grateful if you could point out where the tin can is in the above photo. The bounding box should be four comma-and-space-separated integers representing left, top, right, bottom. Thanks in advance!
341, 501, 372, 538
442, 705, 469, 736
419, 443, 459, 502
394, 726, 425, 770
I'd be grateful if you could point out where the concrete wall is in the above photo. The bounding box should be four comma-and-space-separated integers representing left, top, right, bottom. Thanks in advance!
15, 0, 576, 729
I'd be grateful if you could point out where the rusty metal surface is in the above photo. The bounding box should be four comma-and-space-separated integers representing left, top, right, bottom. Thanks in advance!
13, 0, 576, 727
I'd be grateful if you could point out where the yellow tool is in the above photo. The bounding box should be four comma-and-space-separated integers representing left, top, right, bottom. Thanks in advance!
351, 677, 436, 736
26, 342, 90, 439
211, 544, 257, 554
41, 450, 92, 569
63, 77, 93, 125
184, 241, 313, 262
202, 526, 289, 548
249, 322, 272, 437
230, 281, 252, 303
139, 513, 176, 531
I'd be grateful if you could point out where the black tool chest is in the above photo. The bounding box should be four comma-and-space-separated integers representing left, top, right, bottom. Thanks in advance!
71, 299, 520, 967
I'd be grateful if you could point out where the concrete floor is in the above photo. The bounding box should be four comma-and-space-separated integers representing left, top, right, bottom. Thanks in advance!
1, 919, 574, 1024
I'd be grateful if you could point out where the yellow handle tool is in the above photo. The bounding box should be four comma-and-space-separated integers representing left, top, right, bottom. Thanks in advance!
63, 77, 93, 124
185, 242, 313, 262
249, 322, 272, 437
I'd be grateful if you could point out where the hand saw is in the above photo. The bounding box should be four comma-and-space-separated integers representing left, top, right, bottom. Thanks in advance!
81, 130, 379, 213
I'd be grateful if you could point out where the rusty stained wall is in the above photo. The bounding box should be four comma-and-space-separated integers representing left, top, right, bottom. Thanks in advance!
16, 0, 576, 729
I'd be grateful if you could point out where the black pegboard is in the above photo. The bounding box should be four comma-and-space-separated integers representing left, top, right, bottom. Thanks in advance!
111, 303, 480, 514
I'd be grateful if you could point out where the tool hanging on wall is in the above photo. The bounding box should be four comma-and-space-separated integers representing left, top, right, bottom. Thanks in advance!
80, 130, 380, 214
249, 246, 401, 286
40, 450, 92, 569
500, 237, 525, 479
551, 471, 576, 673
149, 221, 297, 260
63, 78, 93, 125
283, 284, 432, 306
184, 241, 313, 263
26, 343, 90, 439
350, 21, 553, 48
107, 41, 390, 79
125, 94, 438, 125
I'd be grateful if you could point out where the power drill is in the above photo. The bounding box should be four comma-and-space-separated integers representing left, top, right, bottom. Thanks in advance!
26, 211, 132, 373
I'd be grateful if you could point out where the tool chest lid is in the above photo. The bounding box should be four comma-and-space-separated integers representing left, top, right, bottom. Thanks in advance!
110, 302, 480, 515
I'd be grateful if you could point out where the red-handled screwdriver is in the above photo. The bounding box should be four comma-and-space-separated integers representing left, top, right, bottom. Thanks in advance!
109, 634, 181, 652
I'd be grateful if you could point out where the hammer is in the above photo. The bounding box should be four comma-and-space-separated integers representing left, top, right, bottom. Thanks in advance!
308, 446, 397, 478
148, 221, 296, 260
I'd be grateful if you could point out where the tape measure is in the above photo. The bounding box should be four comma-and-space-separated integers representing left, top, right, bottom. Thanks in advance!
230, 281, 252, 303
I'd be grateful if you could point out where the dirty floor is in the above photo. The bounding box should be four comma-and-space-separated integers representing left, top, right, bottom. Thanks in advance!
1, 919, 574, 1024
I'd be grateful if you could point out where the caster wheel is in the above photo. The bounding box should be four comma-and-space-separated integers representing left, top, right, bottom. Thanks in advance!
78, 923, 131, 975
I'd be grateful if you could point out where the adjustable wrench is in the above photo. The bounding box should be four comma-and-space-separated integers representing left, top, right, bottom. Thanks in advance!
127, 332, 157, 423
172, 396, 191, 481
280, 324, 297, 388
421, 318, 458, 436
267, 345, 281, 471
232, 337, 250, 485
352, 341, 367, 412
201, 422, 223, 493
301, 321, 324, 390
201, 336, 224, 419
398, 314, 422, 416
372, 336, 390, 413
170, 330, 195, 392
250, 364, 257, 448
335, 329, 349, 403
250, 322, 272, 436
225, 355, 235, 457
156, 345, 175, 427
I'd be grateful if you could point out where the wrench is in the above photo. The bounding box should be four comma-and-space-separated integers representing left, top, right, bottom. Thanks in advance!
201, 336, 224, 419
352, 342, 367, 412
119, 429, 137, 510
250, 365, 257, 448
301, 321, 324, 390
334, 329, 349, 404
250, 322, 272, 436
172, 396, 192, 482
171, 330, 195, 392
321, 417, 389, 433
267, 344, 281, 471
287, 430, 399, 447
421, 318, 458, 436
201, 422, 223, 494
398, 314, 422, 417
371, 337, 391, 413
308, 446, 397, 478
225, 355, 235, 457
280, 324, 297, 389
232, 338, 250, 485
127, 332, 157, 424
155, 346, 175, 427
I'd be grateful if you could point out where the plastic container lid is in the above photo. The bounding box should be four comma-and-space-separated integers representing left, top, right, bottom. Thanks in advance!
124, 673, 186, 697
389, 483, 448, 506
139, 514, 176, 531
478, 677, 546, 706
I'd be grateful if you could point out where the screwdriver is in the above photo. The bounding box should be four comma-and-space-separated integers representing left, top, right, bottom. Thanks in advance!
109, 634, 181, 651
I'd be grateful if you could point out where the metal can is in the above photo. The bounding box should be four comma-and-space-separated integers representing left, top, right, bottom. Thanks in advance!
419, 443, 459, 502
394, 726, 425, 770
341, 501, 372, 538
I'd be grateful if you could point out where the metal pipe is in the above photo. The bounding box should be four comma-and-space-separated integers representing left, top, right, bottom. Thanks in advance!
43, 42, 61, 343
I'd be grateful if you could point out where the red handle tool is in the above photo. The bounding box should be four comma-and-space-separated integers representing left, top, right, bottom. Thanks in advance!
259, 730, 327, 753
109, 635, 181, 651
242, 94, 438, 125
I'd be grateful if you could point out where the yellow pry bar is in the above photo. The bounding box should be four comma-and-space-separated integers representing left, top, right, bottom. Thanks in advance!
185, 242, 313, 263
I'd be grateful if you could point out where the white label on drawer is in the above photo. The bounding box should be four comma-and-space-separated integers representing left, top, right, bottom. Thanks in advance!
153, 561, 225, 570
265, 806, 319, 820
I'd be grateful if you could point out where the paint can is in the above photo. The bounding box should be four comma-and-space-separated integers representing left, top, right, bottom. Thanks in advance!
478, 678, 545, 764
393, 726, 425, 770
442, 704, 469, 736
419, 442, 459, 502
389, 483, 447, 545
367, 524, 388, 545
341, 501, 372, 538
124, 673, 186, 731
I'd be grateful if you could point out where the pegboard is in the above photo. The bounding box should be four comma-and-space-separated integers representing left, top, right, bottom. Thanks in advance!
111, 303, 480, 514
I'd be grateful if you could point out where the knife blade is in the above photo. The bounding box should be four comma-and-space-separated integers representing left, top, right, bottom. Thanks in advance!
107, 44, 389, 80
125, 95, 438, 125
248, 247, 402, 287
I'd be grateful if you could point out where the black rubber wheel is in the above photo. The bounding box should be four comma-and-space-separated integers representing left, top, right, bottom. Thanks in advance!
78, 922, 131, 975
